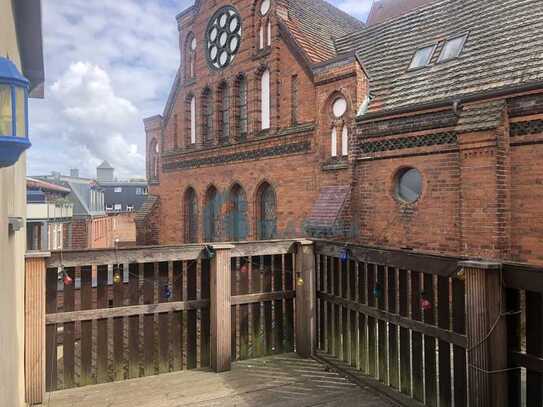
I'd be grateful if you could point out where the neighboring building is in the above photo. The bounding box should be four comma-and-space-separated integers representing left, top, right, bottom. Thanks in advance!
96, 161, 148, 213
37, 172, 114, 249
143, 0, 543, 269
26, 177, 73, 251
0, 1, 45, 406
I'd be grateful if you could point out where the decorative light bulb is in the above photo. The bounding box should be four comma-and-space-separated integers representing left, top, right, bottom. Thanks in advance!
297, 277, 304, 287
162, 285, 172, 300
420, 298, 432, 311
63, 273, 73, 286
113, 272, 122, 285
340, 247, 351, 264
457, 269, 466, 281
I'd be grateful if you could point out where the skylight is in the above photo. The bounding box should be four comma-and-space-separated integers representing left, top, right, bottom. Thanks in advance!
438, 34, 468, 62
408, 45, 436, 70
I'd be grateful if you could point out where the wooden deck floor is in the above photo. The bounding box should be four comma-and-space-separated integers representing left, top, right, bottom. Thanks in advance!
45, 354, 396, 407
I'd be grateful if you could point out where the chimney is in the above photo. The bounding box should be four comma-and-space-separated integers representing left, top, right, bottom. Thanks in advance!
70, 168, 79, 178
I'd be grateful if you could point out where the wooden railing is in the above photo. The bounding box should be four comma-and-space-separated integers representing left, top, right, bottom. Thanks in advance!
24, 240, 312, 405
503, 262, 543, 407
313, 241, 468, 407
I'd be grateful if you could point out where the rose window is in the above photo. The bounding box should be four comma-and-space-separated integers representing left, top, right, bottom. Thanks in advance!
206, 6, 242, 70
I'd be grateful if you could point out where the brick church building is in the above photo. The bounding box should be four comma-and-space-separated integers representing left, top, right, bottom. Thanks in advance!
141, 0, 543, 267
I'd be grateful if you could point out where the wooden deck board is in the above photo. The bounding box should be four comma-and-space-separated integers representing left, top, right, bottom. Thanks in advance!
45, 354, 395, 407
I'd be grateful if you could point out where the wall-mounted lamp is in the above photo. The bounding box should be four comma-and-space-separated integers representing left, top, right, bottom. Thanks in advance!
8, 217, 24, 233
0, 57, 30, 168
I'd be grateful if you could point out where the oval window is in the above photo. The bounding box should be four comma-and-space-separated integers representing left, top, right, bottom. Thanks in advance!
395, 168, 422, 203
260, 0, 271, 16
332, 97, 347, 118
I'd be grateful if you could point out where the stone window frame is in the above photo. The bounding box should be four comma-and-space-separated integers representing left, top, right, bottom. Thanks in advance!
185, 32, 197, 80
201, 87, 214, 145
326, 91, 351, 159
217, 80, 230, 144
234, 74, 249, 142
203, 184, 221, 242
256, 66, 271, 132
226, 182, 248, 242
148, 138, 159, 182
255, 180, 277, 240
392, 166, 425, 205
183, 186, 199, 243
185, 93, 197, 147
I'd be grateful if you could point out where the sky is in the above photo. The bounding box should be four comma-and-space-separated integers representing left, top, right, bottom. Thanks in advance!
28, 0, 374, 180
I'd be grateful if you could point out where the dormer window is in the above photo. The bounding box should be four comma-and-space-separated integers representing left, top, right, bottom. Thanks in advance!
438, 34, 468, 62
408, 44, 436, 70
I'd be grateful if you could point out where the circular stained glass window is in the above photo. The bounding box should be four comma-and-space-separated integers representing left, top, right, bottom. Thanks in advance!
260, 0, 271, 16
206, 6, 242, 70
332, 97, 347, 118
395, 168, 423, 203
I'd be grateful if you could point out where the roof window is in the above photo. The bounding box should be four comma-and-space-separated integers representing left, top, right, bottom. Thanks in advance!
408, 44, 436, 70
438, 34, 468, 62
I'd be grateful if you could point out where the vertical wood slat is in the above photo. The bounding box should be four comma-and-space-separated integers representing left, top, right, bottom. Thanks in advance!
25, 255, 47, 405
388, 267, 399, 390
295, 241, 315, 358
113, 264, 125, 381
359, 262, 367, 374
423, 273, 437, 407
452, 277, 467, 407
96, 265, 109, 384
284, 253, 295, 352
201, 259, 211, 367
251, 256, 263, 357
45, 267, 58, 392
377, 265, 387, 384
171, 261, 183, 371
186, 260, 198, 369
263, 255, 273, 355
231, 258, 238, 361
525, 290, 543, 407
367, 263, 377, 378
62, 267, 75, 389
210, 245, 233, 372
158, 262, 170, 374
463, 261, 507, 407
273, 255, 284, 354
506, 288, 521, 407
327, 257, 334, 355
239, 258, 249, 359
438, 276, 452, 407
411, 270, 424, 403
80, 266, 93, 386
342, 260, 349, 363
398, 269, 411, 396
143, 263, 155, 376
128, 263, 141, 379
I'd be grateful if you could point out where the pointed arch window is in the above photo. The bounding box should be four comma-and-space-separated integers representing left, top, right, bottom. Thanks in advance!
202, 88, 213, 145
236, 75, 248, 141
261, 69, 271, 130
185, 95, 196, 145
149, 138, 159, 181
258, 0, 272, 49
185, 33, 197, 80
204, 186, 221, 242
184, 188, 198, 243
330, 96, 349, 158
257, 182, 276, 240
218, 82, 229, 144
227, 184, 248, 241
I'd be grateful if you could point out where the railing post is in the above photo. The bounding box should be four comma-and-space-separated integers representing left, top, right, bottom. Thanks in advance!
25, 252, 49, 405
210, 244, 234, 372
295, 239, 316, 358
461, 260, 508, 407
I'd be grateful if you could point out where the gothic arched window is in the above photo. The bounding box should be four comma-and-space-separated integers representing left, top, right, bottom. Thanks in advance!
184, 187, 198, 243
227, 184, 248, 241
258, 0, 272, 50
330, 96, 349, 157
236, 75, 248, 141
218, 82, 229, 144
185, 33, 197, 80
204, 186, 221, 242
185, 95, 196, 145
202, 88, 213, 145
260, 69, 271, 130
257, 182, 276, 240
149, 138, 159, 181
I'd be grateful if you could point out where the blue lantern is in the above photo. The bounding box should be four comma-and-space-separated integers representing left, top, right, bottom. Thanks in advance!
340, 246, 352, 264
0, 57, 30, 168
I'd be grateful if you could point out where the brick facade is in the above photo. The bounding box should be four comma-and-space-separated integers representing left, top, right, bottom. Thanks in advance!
143, 0, 543, 267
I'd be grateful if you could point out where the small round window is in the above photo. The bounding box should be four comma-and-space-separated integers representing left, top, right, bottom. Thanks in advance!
332, 97, 347, 118
260, 0, 271, 16
395, 168, 422, 203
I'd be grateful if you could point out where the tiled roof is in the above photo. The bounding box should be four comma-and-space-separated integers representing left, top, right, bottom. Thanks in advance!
27, 177, 71, 193
336, 0, 543, 115
306, 185, 350, 229
456, 100, 506, 133
282, 0, 364, 63
367, 0, 437, 26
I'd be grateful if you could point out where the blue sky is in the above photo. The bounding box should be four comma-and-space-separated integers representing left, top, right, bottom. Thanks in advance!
28, 0, 373, 179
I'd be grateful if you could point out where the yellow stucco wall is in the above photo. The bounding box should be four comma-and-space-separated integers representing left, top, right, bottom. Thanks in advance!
0, 0, 28, 406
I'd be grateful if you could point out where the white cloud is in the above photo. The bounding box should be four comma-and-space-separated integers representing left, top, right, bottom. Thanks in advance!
334, 0, 374, 21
